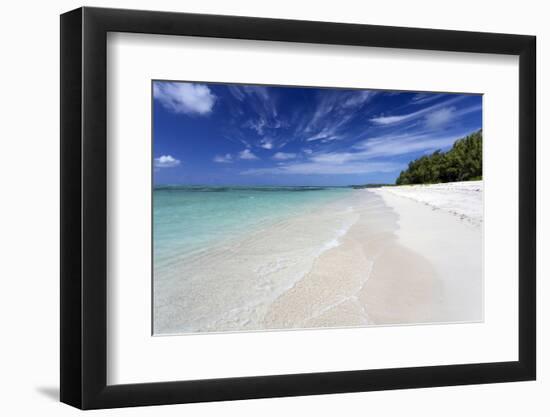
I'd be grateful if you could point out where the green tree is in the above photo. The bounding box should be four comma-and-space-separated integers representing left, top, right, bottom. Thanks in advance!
395, 130, 482, 185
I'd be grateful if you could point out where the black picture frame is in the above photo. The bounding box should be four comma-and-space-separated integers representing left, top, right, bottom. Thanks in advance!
60, 6, 536, 410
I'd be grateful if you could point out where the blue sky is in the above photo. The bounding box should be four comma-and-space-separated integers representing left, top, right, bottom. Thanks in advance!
153, 81, 482, 186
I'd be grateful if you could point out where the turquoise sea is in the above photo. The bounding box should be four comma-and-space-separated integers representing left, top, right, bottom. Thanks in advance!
152, 185, 368, 334
153, 185, 353, 272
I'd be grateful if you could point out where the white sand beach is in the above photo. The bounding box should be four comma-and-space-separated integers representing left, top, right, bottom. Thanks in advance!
377, 181, 483, 226
369, 181, 483, 323
154, 181, 483, 334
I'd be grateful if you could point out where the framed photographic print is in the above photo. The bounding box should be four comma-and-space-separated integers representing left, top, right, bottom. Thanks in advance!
60, 7, 536, 409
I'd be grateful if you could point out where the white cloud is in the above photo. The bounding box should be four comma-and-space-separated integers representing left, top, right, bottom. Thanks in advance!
302, 91, 374, 137
306, 126, 341, 142
213, 153, 233, 163
303, 107, 356, 142
231, 85, 278, 120
154, 155, 181, 168
370, 96, 463, 126
244, 118, 267, 135
153, 82, 216, 115
309, 152, 354, 164
243, 85, 270, 102
424, 104, 481, 129
239, 149, 259, 160
370, 114, 412, 125
286, 130, 474, 171
259, 138, 273, 149
341, 90, 375, 108
410, 93, 445, 105
213, 149, 259, 164
361, 137, 452, 157
272, 152, 296, 160
424, 107, 455, 128
240, 131, 468, 176
303, 99, 337, 134
227, 85, 246, 101
352, 130, 474, 159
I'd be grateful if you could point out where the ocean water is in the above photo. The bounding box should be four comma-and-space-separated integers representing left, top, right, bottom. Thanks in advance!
153, 185, 358, 334
154, 186, 352, 270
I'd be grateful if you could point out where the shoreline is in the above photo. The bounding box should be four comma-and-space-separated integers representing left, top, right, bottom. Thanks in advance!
154, 182, 483, 334
264, 190, 448, 328
265, 183, 482, 328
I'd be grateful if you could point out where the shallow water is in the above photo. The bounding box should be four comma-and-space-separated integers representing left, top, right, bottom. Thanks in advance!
153, 186, 358, 334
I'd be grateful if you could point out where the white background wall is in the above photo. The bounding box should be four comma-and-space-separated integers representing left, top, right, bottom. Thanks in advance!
0, 0, 545, 415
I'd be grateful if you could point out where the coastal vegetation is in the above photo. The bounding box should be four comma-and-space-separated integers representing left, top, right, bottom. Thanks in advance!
395, 130, 482, 185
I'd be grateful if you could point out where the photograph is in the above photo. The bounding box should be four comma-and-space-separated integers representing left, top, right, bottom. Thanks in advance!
152, 81, 483, 335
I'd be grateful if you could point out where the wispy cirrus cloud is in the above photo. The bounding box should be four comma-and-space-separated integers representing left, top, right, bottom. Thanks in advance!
229, 85, 282, 144
154, 155, 181, 168
227, 85, 246, 101
370, 95, 464, 126
241, 129, 470, 177
424, 104, 482, 129
244, 118, 267, 135
352, 130, 474, 158
341, 90, 375, 108
243, 85, 270, 104
305, 126, 341, 142
301, 90, 376, 141
410, 93, 446, 105
424, 107, 456, 129
231, 85, 276, 115
153, 82, 216, 115
224, 85, 379, 152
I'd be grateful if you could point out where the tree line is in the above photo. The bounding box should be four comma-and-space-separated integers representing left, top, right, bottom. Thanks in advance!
395, 129, 482, 185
